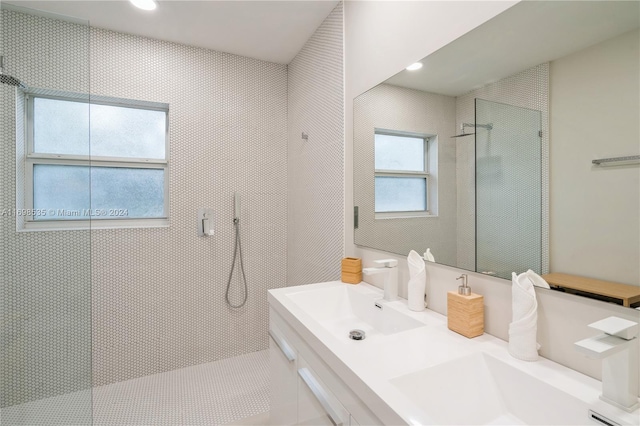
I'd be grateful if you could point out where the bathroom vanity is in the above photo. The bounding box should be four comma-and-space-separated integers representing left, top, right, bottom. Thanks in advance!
268, 281, 639, 425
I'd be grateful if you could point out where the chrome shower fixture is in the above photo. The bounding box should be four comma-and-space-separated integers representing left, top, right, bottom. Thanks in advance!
0, 56, 26, 88
451, 122, 493, 138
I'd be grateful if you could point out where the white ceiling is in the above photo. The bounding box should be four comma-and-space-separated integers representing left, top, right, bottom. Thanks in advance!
3, 0, 340, 64
385, 1, 640, 97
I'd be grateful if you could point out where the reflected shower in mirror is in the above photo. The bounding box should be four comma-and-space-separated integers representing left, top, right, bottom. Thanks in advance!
353, 0, 639, 308
475, 99, 541, 280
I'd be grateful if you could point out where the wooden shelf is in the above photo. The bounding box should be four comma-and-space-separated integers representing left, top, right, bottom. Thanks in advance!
542, 273, 640, 308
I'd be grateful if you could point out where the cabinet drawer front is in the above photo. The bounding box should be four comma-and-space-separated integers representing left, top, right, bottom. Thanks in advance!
269, 327, 296, 362
268, 324, 298, 426
297, 356, 350, 426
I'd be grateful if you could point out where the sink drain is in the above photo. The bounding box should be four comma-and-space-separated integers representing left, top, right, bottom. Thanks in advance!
348, 329, 365, 340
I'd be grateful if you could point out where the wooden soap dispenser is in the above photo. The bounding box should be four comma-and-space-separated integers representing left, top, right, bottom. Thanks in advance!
447, 274, 484, 338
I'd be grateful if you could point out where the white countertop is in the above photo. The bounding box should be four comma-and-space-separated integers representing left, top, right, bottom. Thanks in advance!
268, 280, 640, 425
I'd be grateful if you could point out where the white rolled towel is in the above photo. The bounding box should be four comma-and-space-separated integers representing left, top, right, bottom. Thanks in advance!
423, 248, 435, 262
511, 272, 537, 320
407, 250, 426, 311
508, 271, 541, 361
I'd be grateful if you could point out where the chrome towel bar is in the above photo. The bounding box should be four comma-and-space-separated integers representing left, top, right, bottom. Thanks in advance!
592, 155, 640, 165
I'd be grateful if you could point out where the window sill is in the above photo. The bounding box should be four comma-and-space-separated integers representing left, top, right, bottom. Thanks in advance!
375, 212, 436, 220
18, 218, 170, 232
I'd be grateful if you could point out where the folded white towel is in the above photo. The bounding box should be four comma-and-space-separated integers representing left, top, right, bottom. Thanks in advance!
407, 250, 426, 311
526, 269, 550, 289
511, 272, 536, 319
508, 271, 541, 361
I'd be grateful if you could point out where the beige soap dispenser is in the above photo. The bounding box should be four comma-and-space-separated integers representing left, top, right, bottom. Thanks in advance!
447, 274, 484, 338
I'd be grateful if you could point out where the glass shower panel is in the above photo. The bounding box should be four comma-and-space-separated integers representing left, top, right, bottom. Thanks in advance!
475, 99, 541, 280
0, 6, 92, 425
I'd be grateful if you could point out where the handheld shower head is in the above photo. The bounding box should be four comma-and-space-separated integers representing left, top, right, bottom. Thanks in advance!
233, 192, 240, 221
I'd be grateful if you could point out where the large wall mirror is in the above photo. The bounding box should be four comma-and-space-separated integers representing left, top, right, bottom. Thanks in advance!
354, 1, 640, 309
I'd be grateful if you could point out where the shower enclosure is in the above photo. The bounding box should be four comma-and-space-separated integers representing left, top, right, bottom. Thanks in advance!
475, 98, 542, 279
0, 5, 93, 425
1, 3, 292, 424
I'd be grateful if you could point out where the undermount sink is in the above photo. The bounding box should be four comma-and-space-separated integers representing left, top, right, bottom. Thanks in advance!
285, 284, 424, 340
390, 352, 588, 425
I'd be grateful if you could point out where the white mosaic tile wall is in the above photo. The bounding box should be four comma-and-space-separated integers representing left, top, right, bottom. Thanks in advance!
90, 27, 287, 385
0, 9, 93, 411
287, 3, 344, 286
455, 63, 549, 274
353, 83, 457, 262
1, 7, 288, 410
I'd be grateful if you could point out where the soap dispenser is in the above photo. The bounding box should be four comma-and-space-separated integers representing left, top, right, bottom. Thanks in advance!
447, 274, 484, 338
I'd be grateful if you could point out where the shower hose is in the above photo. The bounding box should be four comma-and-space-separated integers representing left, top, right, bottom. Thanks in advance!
225, 217, 248, 308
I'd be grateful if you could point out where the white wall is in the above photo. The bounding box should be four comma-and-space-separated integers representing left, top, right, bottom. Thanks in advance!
287, 3, 344, 287
344, 1, 640, 388
550, 29, 640, 286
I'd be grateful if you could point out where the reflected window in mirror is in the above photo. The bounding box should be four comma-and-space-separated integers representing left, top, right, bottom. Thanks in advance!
374, 131, 433, 217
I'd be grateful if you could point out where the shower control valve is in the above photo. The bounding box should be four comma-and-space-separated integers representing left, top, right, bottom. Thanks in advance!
198, 208, 215, 236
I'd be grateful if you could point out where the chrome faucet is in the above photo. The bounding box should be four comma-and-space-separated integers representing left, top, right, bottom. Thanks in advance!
362, 259, 398, 301
575, 316, 639, 412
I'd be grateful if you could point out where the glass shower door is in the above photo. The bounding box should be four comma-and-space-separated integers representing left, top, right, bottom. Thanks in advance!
0, 6, 92, 425
475, 98, 542, 279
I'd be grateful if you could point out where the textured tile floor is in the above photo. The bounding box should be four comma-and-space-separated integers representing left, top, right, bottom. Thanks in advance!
1, 349, 270, 426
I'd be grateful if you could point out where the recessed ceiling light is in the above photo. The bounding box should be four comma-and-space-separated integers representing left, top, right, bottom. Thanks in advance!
406, 62, 423, 71
130, 0, 157, 11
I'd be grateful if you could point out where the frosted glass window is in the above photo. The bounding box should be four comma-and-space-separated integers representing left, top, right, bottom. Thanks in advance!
33, 97, 90, 155
33, 165, 165, 220
90, 104, 166, 159
25, 91, 169, 228
375, 177, 426, 212
374, 131, 430, 214
375, 134, 425, 171
33, 165, 90, 219
33, 97, 166, 159
91, 167, 164, 218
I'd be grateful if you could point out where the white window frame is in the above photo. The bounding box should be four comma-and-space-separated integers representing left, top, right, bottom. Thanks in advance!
374, 129, 433, 219
18, 88, 170, 231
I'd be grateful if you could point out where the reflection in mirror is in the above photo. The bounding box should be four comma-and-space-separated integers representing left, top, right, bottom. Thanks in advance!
353, 1, 640, 308
475, 99, 541, 280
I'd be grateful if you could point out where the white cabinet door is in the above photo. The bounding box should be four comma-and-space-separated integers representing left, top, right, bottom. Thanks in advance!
297, 355, 350, 426
268, 325, 297, 426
